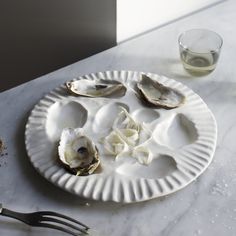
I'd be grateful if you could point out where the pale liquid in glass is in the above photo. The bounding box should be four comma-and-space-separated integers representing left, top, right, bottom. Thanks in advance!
180, 49, 219, 75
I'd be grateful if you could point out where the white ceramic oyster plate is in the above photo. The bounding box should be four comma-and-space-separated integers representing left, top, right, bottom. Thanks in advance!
25, 71, 217, 203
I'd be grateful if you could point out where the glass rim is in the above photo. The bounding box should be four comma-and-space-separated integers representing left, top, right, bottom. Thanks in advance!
178, 28, 223, 54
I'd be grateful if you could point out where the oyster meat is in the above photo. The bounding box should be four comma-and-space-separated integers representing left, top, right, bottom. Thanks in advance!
103, 130, 129, 157
137, 75, 185, 109
58, 128, 100, 176
66, 78, 126, 97
132, 145, 153, 165
112, 107, 140, 132
102, 107, 153, 165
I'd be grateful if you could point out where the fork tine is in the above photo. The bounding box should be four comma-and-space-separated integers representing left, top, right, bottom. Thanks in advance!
36, 222, 84, 236
41, 216, 89, 235
0, 205, 91, 235
39, 211, 89, 229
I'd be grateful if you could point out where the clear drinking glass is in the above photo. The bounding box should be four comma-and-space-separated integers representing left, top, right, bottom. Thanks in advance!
178, 29, 223, 75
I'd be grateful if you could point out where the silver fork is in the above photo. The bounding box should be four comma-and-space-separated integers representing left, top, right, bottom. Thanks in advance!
0, 204, 90, 235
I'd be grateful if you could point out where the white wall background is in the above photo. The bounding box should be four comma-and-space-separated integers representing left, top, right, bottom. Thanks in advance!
117, 0, 222, 42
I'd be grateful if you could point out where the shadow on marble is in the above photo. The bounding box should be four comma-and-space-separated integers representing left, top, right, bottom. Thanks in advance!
193, 80, 236, 104
0, 219, 67, 236
152, 57, 227, 81
0, 220, 30, 234
111, 55, 193, 80
155, 58, 193, 79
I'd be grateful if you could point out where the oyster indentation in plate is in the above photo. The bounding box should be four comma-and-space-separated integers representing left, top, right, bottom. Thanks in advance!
116, 154, 177, 179
153, 113, 198, 149
131, 108, 160, 124
45, 101, 88, 142
92, 102, 129, 135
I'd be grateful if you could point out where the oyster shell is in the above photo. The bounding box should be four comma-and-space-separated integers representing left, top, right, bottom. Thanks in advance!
137, 75, 185, 109
58, 128, 100, 176
66, 78, 126, 97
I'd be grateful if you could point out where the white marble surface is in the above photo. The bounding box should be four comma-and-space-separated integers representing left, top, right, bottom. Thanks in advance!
1, 0, 236, 235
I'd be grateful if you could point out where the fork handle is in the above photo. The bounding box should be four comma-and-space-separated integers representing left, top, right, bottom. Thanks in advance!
0, 206, 30, 225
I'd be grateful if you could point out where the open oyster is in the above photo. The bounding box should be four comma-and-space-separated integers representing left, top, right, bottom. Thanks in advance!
58, 128, 100, 176
66, 78, 126, 97
137, 75, 185, 109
